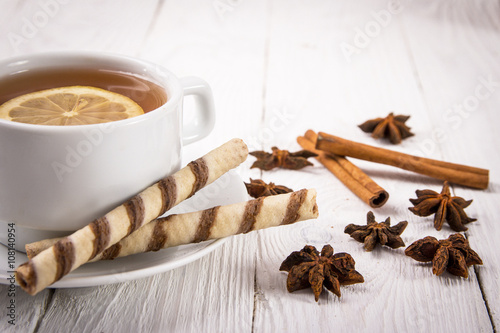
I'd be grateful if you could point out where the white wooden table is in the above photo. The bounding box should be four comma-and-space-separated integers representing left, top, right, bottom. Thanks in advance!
1, 1, 499, 332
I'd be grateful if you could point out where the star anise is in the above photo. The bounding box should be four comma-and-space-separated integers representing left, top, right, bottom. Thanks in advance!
279, 245, 364, 301
358, 112, 414, 144
344, 211, 408, 251
405, 233, 482, 278
409, 181, 476, 232
249, 147, 317, 171
244, 178, 293, 198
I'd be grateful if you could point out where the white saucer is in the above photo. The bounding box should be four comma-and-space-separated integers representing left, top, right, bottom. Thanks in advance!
0, 171, 248, 288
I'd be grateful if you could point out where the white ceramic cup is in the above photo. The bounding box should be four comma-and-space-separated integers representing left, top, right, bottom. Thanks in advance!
0, 52, 215, 250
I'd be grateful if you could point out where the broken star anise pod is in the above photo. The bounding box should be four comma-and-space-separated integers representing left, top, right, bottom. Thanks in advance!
405, 233, 482, 278
279, 244, 364, 301
249, 147, 317, 171
409, 181, 476, 232
244, 178, 293, 198
344, 211, 408, 251
358, 112, 414, 144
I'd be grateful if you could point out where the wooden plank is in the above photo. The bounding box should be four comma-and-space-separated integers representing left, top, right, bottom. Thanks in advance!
251, 0, 495, 331
31, 238, 255, 332
131, 1, 270, 331
0, 286, 51, 332
0, 0, 161, 59
0, 1, 163, 332
140, 0, 270, 150
400, 0, 500, 329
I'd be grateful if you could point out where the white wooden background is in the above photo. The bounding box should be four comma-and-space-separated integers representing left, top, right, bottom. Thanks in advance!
1, 0, 499, 332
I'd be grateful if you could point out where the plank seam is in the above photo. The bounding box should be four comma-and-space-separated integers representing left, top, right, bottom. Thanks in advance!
251, 259, 257, 333
32, 288, 55, 333
473, 261, 496, 332
397, 10, 447, 161
260, 0, 272, 130
137, 0, 166, 57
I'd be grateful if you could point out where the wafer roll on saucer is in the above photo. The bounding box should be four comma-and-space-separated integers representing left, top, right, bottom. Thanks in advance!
16, 138, 248, 295
27, 189, 319, 261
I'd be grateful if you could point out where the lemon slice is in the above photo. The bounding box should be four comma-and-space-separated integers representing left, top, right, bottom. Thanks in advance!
0, 86, 144, 126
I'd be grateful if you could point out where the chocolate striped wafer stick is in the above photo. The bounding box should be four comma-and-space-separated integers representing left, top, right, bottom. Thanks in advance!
26, 189, 318, 261
16, 138, 248, 295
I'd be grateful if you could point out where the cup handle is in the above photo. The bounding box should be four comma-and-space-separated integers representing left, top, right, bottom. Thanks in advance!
180, 76, 216, 145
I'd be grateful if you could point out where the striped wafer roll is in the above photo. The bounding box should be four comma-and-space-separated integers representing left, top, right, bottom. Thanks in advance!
26, 189, 318, 261
16, 138, 248, 295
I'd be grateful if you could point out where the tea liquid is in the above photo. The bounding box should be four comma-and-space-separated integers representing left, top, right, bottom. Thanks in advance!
0, 67, 167, 113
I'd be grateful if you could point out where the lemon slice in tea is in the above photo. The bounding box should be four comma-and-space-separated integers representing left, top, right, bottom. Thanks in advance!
0, 86, 144, 125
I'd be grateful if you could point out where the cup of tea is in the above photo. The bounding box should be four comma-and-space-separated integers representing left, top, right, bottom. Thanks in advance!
0, 52, 216, 250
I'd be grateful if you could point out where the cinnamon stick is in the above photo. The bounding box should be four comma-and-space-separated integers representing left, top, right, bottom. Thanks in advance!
297, 130, 389, 208
316, 132, 489, 189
